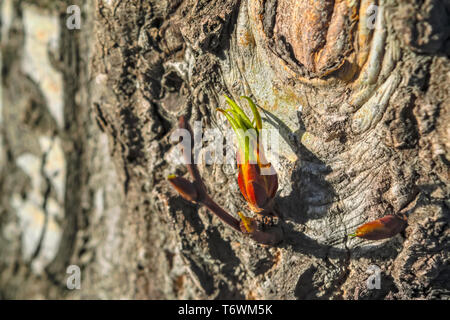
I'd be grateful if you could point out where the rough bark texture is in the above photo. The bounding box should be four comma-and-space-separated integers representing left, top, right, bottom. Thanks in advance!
1, 0, 449, 299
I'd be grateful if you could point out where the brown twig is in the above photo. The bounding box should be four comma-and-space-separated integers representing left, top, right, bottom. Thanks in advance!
176, 116, 241, 232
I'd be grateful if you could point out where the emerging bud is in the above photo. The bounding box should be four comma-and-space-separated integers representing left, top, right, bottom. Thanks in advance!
218, 95, 279, 214
167, 174, 198, 203
349, 214, 407, 240
167, 116, 283, 244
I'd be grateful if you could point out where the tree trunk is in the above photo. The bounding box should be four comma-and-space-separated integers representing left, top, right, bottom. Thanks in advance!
1, 0, 449, 299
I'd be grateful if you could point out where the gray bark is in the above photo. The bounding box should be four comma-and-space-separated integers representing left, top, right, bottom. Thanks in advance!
0, 0, 449, 299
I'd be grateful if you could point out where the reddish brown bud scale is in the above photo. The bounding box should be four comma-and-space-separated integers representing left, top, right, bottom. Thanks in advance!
167, 175, 198, 203
237, 152, 278, 215
349, 215, 407, 240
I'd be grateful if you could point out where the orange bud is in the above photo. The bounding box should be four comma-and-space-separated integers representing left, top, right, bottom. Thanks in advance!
349, 215, 407, 240
237, 155, 278, 213
168, 175, 198, 203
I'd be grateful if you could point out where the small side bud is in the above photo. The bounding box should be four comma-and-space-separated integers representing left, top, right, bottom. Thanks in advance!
349, 214, 407, 240
238, 212, 257, 233
168, 175, 198, 203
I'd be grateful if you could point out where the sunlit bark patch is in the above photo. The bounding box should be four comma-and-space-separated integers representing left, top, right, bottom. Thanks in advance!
249, 0, 394, 84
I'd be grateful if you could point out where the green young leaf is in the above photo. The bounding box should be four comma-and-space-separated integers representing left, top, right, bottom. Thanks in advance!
224, 95, 253, 130
227, 109, 247, 131
241, 96, 262, 131
217, 108, 246, 153
219, 96, 260, 164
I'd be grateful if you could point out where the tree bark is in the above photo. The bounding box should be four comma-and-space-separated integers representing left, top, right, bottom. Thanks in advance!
1, 0, 449, 299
